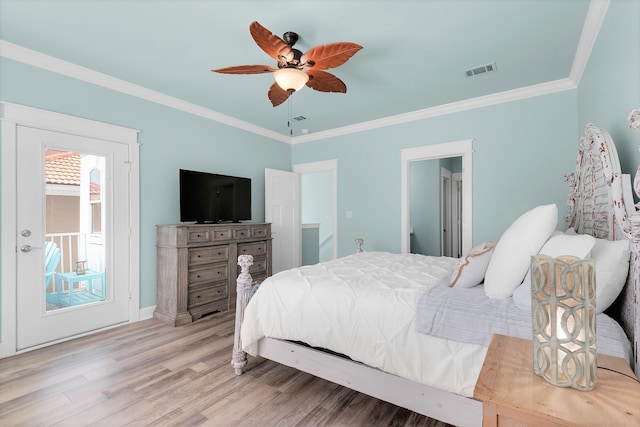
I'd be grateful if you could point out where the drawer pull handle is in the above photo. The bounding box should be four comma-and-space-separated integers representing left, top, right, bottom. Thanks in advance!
197, 275, 201, 278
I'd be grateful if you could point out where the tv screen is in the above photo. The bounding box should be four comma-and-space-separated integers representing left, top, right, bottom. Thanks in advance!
179, 169, 251, 223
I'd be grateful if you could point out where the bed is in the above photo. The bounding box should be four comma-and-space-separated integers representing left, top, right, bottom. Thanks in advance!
230, 112, 640, 427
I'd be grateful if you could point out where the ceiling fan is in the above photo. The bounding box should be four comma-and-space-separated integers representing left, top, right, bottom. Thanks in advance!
212, 21, 363, 107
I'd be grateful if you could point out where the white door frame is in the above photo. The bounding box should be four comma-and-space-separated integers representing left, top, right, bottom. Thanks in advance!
293, 159, 338, 261
1, 102, 140, 358
440, 167, 452, 257
400, 139, 473, 255
452, 172, 463, 258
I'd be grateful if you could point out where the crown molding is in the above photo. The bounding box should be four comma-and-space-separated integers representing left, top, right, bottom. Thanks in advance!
569, 0, 610, 85
292, 78, 577, 144
0, 40, 291, 144
0, 0, 606, 145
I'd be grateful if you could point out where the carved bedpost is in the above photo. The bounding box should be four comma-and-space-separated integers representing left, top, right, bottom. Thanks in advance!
355, 237, 364, 253
231, 254, 253, 375
630, 108, 640, 378
628, 213, 640, 379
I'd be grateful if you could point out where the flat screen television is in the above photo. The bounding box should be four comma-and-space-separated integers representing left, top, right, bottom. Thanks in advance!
179, 169, 251, 223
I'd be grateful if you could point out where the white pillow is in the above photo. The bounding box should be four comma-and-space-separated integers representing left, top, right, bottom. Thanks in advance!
516, 230, 630, 313
591, 238, 630, 314
512, 233, 595, 310
484, 204, 558, 299
449, 242, 496, 288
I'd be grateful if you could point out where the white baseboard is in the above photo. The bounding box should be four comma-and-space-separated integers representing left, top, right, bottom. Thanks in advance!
139, 305, 156, 320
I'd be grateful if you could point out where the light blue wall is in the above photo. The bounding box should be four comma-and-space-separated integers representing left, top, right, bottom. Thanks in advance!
0, 57, 291, 309
293, 91, 579, 256
577, 0, 640, 176
291, 2, 640, 259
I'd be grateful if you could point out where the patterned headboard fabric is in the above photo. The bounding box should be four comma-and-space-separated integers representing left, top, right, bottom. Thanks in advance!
565, 120, 639, 378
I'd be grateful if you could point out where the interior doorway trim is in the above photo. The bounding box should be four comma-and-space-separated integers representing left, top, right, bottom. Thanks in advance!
293, 159, 338, 260
0, 102, 140, 357
400, 139, 473, 255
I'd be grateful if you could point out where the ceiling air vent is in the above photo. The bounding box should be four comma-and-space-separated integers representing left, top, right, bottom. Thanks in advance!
465, 62, 497, 77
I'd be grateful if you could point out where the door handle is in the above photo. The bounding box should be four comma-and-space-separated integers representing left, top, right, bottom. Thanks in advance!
20, 245, 41, 253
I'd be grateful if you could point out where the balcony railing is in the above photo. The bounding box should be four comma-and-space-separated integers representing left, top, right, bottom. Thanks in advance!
45, 232, 81, 274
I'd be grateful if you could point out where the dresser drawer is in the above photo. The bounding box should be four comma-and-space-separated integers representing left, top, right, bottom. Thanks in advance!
248, 257, 267, 275
189, 246, 229, 266
188, 283, 228, 307
238, 241, 267, 257
188, 264, 228, 284
187, 227, 211, 243
250, 273, 267, 285
212, 228, 232, 241
251, 226, 269, 238
233, 227, 251, 240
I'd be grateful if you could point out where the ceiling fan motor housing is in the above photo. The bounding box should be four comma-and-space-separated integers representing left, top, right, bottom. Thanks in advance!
283, 31, 299, 46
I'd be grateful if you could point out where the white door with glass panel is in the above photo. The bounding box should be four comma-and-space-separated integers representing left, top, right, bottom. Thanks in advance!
16, 126, 131, 350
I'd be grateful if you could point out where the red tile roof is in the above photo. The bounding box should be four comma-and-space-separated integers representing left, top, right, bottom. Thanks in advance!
46, 150, 80, 185
45, 150, 101, 196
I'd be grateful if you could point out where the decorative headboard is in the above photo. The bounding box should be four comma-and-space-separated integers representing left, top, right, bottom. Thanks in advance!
565, 117, 640, 378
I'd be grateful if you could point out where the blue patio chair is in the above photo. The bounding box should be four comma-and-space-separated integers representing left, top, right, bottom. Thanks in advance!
45, 241, 61, 298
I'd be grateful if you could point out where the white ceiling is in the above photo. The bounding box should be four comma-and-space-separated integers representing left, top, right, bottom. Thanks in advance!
0, 1, 601, 142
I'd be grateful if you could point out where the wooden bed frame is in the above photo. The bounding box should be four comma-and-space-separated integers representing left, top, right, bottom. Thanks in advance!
230, 112, 640, 427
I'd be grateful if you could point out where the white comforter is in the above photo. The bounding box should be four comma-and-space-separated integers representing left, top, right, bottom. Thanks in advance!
241, 251, 489, 397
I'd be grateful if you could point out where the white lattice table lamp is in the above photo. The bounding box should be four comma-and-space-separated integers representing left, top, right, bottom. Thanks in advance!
531, 254, 597, 391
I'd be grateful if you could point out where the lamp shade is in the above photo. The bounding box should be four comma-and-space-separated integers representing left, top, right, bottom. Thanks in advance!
274, 68, 309, 92
531, 254, 597, 391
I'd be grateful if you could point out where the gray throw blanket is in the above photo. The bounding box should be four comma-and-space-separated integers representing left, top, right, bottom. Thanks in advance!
416, 284, 631, 362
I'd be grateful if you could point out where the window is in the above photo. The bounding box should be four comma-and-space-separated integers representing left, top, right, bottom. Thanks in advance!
89, 168, 101, 233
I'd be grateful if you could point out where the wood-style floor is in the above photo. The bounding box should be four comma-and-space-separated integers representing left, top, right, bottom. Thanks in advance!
0, 310, 452, 426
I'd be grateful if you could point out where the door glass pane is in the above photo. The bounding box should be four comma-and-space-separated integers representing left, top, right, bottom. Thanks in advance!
45, 149, 107, 311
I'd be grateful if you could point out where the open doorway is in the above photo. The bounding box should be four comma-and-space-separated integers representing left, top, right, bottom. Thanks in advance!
293, 160, 337, 265
401, 140, 473, 256
408, 158, 463, 257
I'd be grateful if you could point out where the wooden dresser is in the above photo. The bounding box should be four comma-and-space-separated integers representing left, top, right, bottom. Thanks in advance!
474, 334, 640, 426
155, 223, 272, 326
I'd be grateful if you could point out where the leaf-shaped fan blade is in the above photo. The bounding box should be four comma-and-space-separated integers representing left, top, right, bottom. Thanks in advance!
268, 82, 291, 107
301, 42, 363, 71
306, 70, 347, 93
212, 65, 276, 74
250, 21, 292, 64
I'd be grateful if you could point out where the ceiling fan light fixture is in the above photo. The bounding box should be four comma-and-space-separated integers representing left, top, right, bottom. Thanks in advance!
274, 68, 309, 92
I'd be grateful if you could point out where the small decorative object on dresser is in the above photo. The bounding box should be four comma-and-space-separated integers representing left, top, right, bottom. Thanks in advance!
531, 254, 597, 390
154, 222, 272, 326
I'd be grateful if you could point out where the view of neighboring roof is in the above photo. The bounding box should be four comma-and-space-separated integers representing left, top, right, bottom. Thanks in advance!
45, 149, 80, 186
45, 150, 101, 197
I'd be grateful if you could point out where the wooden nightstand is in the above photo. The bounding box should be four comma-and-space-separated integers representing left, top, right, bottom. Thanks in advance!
474, 334, 640, 426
